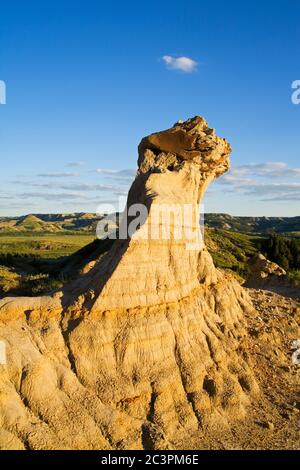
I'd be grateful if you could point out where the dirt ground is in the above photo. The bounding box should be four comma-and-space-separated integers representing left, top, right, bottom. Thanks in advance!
176, 288, 300, 450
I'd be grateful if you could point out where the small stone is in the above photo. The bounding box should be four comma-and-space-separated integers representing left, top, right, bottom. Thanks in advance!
291, 339, 300, 350
280, 365, 291, 372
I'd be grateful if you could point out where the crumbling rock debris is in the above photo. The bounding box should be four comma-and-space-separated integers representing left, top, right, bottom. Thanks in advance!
247, 254, 287, 280
244, 254, 300, 300
292, 351, 300, 365
244, 253, 288, 290
291, 340, 300, 351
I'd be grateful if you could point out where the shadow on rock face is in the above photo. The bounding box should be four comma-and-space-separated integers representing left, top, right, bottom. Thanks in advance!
0, 117, 262, 450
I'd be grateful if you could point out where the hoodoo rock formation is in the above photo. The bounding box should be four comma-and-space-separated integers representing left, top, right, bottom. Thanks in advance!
0, 117, 265, 449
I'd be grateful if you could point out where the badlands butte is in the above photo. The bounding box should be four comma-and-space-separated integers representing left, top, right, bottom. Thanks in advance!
0, 116, 299, 450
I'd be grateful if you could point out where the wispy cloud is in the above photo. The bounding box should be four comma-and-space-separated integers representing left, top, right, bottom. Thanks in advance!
96, 169, 136, 176
262, 193, 300, 202
242, 183, 300, 201
0, 202, 36, 210
95, 168, 136, 183
215, 161, 300, 203
66, 161, 86, 167
62, 183, 118, 192
162, 55, 198, 73
19, 192, 87, 201
15, 181, 122, 192
2, 168, 133, 215
226, 162, 300, 179
62, 198, 118, 206
114, 190, 129, 196
37, 172, 80, 178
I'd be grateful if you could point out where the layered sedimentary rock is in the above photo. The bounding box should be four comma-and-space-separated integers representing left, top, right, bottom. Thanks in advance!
0, 117, 259, 450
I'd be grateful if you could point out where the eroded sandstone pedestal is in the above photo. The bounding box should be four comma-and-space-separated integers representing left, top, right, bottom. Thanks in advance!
0, 117, 259, 450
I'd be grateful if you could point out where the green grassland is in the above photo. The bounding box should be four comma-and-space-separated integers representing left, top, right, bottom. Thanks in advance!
0, 233, 95, 296
0, 227, 299, 297
0, 229, 260, 296
0, 233, 94, 258
205, 229, 261, 280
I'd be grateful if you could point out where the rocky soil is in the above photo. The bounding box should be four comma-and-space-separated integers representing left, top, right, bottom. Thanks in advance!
178, 288, 300, 449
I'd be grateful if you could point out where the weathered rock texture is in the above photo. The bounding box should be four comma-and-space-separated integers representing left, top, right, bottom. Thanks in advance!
244, 254, 300, 300
0, 117, 260, 450
245, 253, 287, 289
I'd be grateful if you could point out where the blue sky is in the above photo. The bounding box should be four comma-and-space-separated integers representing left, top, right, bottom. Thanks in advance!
0, 0, 299, 217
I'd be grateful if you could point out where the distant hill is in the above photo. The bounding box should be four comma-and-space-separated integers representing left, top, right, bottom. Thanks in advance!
0, 213, 102, 233
204, 213, 300, 236
15, 215, 61, 233
0, 212, 299, 235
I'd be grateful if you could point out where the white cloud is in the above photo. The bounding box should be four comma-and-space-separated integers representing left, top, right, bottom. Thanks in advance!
15, 181, 122, 192
66, 161, 86, 167
14, 181, 129, 202
96, 169, 136, 177
19, 192, 87, 201
114, 190, 129, 196
37, 172, 80, 178
162, 55, 198, 73
96, 168, 136, 184
227, 162, 300, 179
214, 161, 300, 203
